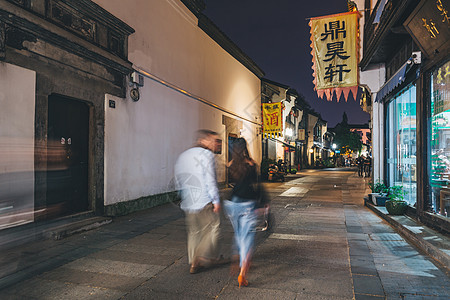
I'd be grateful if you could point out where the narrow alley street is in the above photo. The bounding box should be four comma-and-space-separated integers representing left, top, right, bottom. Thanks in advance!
1, 169, 449, 299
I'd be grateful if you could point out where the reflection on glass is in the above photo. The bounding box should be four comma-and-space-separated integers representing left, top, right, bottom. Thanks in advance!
386, 85, 417, 206
430, 60, 450, 218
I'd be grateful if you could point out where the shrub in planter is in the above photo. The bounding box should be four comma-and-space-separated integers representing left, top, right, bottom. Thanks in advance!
385, 200, 408, 215
385, 186, 407, 215
368, 180, 387, 205
374, 194, 389, 206
290, 168, 297, 174
368, 180, 387, 193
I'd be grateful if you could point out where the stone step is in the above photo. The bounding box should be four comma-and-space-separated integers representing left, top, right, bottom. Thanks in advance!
0, 213, 112, 251
42, 217, 112, 240
366, 202, 450, 272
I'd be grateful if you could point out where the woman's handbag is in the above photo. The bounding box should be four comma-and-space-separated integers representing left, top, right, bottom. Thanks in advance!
254, 206, 274, 232
253, 182, 274, 232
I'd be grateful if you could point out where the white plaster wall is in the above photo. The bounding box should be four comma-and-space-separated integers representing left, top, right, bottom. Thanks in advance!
372, 100, 385, 181
268, 140, 277, 160
0, 62, 35, 228
322, 124, 328, 141
94, 0, 261, 120
104, 80, 262, 205
283, 96, 295, 138
276, 141, 284, 161
360, 63, 386, 182
360, 63, 386, 94
99, 1, 261, 205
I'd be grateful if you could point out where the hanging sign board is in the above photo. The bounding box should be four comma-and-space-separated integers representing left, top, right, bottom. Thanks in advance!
432, 60, 450, 116
262, 102, 283, 138
298, 129, 306, 141
404, 0, 450, 59
309, 11, 360, 101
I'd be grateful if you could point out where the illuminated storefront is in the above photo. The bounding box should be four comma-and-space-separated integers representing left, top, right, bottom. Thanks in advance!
386, 85, 417, 206
429, 60, 450, 217
361, 0, 450, 231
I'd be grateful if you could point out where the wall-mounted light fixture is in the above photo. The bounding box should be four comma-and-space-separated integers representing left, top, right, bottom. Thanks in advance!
129, 71, 144, 102
131, 71, 144, 86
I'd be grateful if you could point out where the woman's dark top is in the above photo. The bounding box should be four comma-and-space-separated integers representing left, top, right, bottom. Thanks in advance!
230, 162, 258, 202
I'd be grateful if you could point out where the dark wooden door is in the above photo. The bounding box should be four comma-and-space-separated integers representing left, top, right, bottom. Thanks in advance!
47, 96, 89, 216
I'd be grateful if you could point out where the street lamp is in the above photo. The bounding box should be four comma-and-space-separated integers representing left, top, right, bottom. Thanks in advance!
332, 143, 337, 150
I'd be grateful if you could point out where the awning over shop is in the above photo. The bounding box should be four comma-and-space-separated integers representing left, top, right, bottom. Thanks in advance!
267, 137, 295, 149
375, 62, 410, 103
373, 0, 388, 24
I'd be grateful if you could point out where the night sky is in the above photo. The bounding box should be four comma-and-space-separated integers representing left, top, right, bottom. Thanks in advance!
204, 0, 370, 127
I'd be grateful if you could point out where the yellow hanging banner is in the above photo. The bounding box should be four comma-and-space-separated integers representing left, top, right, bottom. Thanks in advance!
310, 11, 360, 101
262, 103, 282, 138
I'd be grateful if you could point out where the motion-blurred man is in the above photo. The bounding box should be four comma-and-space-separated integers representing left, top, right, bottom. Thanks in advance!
175, 129, 221, 274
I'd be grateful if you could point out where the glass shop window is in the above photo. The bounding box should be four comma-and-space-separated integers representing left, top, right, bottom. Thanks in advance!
430, 60, 450, 218
386, 85, 417, 206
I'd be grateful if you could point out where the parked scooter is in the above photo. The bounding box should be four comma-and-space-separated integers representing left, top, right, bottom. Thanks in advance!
268, 164, 285, 182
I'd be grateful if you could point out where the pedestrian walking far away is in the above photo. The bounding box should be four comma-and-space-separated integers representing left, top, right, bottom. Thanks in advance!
174, 129, 221, 274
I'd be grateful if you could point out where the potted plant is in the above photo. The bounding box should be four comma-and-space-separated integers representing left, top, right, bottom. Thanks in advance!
368, 180, 388, 205
385, 185, 408, 215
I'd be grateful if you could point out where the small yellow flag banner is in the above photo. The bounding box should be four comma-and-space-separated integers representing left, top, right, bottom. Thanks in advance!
310, 11, 360, 101
262, 102, 282, 138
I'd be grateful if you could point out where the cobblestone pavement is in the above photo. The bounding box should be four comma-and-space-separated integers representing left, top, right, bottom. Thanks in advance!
1, 169, 449, 299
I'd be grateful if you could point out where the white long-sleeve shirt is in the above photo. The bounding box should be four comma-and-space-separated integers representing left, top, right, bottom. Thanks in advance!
174, 147, 220, 212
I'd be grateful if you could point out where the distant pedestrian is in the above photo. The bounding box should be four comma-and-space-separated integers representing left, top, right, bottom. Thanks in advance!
225, 138, 259, 288
174, 129, 221, 274
364, 156, 372, 177
357, 156, 365, 177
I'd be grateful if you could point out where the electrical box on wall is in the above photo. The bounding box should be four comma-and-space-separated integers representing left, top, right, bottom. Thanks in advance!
131, 71, 144, 86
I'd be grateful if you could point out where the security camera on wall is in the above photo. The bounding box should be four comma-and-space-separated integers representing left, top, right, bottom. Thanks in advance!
412, 52, 421, 64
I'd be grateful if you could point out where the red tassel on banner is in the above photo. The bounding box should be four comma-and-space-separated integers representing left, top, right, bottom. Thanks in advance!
317, 89, 325, 99
350, 86, 358, 100
324, 89, 331, 100
342, 88, 351, 101
335, 88, 343, 102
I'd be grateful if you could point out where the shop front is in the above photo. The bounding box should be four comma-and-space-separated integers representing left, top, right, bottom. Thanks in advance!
403, 0, 450, 230
385, 84, 417, 207
428, 60, 450, 218
360, 0, 450, 232
383, 56, 450, 228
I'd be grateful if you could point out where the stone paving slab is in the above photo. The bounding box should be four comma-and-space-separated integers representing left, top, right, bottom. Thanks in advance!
218, 287, 299, 300
85, 249, 181, 266
3, 277, 124, 300
38, 267, 148, 291
352, 274, 384, 296
355, 294, 385, 300
123, 258, 230, 299
366, 202, 450, 271
345, 174, 450, 299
